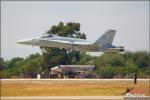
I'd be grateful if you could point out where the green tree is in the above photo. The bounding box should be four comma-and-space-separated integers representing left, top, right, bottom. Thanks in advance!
127, 51, 149, 68
7, 57, 24, 68
20, 53, 43, 78
95, 53, 125, 68
136, 56, 148, 68
78, 53, 94, 65
145, 66, 150, 76
0, 58, 5, 71
41, 22, 86, 71
1, 57, 24, 78
96, 65, 116, 78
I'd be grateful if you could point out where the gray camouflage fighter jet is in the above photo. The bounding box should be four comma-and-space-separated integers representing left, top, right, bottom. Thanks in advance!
16, 29, 124, 52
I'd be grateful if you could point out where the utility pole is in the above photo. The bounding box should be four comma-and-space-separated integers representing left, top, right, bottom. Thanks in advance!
134, 73, 137, 84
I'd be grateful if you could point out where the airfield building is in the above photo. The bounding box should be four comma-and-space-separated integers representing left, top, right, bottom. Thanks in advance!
50, 65, 97, 78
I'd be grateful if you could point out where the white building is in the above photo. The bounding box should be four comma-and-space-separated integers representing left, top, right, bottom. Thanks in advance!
50, 65, 95, 78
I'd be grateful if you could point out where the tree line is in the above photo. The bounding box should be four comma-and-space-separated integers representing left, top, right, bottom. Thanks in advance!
0, 22, 150, 78
0, 51, 150, 78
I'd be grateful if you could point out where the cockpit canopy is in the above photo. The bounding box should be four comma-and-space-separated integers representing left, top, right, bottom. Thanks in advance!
41, 34, 55, 38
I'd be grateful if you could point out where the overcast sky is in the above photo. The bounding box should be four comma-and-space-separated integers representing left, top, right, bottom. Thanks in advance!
1, 1, 149, 60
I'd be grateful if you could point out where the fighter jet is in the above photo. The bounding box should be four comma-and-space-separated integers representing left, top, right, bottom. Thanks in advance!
16, 29, 124, 52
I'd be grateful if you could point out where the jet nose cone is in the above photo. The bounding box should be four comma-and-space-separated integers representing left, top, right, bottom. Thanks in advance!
16, 39, 31, 44
16, 39, 24, 44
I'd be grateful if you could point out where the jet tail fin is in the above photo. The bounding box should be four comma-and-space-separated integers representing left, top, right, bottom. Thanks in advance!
94, 29, 116, 46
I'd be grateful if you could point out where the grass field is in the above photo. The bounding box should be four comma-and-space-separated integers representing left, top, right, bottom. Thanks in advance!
1, 79, 149, 96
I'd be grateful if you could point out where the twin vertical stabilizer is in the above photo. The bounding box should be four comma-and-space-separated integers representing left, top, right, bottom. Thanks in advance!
94, 29, 116, 46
